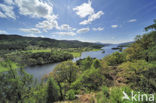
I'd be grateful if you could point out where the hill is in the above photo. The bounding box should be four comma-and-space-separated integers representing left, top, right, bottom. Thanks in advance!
0, 34, 104, 50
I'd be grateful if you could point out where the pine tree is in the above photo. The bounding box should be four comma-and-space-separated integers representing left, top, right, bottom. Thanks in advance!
46, 78, 59, 103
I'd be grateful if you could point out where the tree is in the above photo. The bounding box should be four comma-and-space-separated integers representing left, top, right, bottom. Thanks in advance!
124, 31, 156, 62
76, 56, 94, 71
52, 61, 79, 100
117, 60, 156, 92
104, 52, 125, 66
0, 62, 33, 103
92, 59, 101, 69
46, 78, 59, 103
145, 19, 156, 31
71, 66, 105, 91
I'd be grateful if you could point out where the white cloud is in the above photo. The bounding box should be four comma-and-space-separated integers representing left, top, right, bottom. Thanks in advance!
80, 11, 104, 25
73, 0, 104, 25
60, 24, 71, 31
0, 4, 16, 19
36, 16, 59, 32
0, 11, 6, 18
52, 32, 76, 36
111, 25, 118, 28
20, 28, 41, 33
14, 0, 53, 19
60, 24, 76, 31
128, 19, 136, 23
4, 0, 14, 5
73, 0, 94, 18
0, 30, 7, 34
60, 24, 70, 30
0, 0, 60, 32
93, 27, 104, 31
72, 28, 77, 31
77, 28, 90, 34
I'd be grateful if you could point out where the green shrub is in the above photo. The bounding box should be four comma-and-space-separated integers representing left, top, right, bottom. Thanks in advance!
104, 52, 125, 66
66, 89, 75, 100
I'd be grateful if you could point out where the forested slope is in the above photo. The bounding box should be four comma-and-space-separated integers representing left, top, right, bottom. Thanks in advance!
0, 34, 104, 50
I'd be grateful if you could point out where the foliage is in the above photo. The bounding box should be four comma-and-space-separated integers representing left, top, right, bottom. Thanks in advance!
104, 52, 126, 66
124, 31, 156, 62
117, 60, 156, 93
47, 78, 60, 103
0, 60, 18, 72
0, 68, 33, 103
145, 19, 156, 31
65, 89, 76, 100
76, 57, 95, 70
71, 66, 105, 92
6, 51, 73, 67
52, 61, 79, 100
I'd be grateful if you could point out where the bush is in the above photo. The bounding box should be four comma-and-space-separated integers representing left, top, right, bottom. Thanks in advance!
117, 60, 156, 93
66, 89, 75, 100
96, 86, 136, 103
104, 52, 125, 66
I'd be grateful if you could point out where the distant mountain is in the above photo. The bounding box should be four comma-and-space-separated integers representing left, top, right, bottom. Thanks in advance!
0, 34, 104, 50
118, 41, 134, 47
95, 42, 112, 46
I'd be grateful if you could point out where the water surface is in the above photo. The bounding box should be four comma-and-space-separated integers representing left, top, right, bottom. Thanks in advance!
24, 44, 120, 80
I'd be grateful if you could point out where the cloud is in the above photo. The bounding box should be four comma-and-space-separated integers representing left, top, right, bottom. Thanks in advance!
20, 28, 41, 33
77, 28, 90, 34
60, 24, 76, 31
14, 0, 53, 19
52, 32, 76, 36
4, 0, 14, 5
36, 16, 59, 32
128, 19, 137, 23
73, 0, 104, 25
0, 30, 8, 34
73, 0, 94, 18
60, 24, 70, 30
72, 28, 77, 31
80, 11, 104, 25
93, 27, 104, 31
111, 25, 118, 28
0, 0, 60, 32
0, 11, 6, 18
0, 4, 16, 19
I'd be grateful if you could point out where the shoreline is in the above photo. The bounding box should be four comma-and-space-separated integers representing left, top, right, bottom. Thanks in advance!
0, 48, 103, 73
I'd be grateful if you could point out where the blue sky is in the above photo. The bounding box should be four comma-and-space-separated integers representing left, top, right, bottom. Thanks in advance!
0, 0, 156, 43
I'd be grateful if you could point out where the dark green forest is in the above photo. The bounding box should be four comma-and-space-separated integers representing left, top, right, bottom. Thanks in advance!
0, 34, 104, 50
0, 21, 156, 103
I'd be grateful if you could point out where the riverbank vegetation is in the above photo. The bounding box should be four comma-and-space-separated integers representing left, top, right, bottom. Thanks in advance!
0, 21, 156, 102
0, 35, 103, 72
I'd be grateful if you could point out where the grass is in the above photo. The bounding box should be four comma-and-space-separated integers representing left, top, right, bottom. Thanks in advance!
26, 49, 51, 53
70, 52, 81, 58
69, 49, 101, 58
91, 48, 101, 51
0, 61, 18, 72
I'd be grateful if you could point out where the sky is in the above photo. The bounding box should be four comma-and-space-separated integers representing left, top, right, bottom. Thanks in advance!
0, 0, 156, 43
